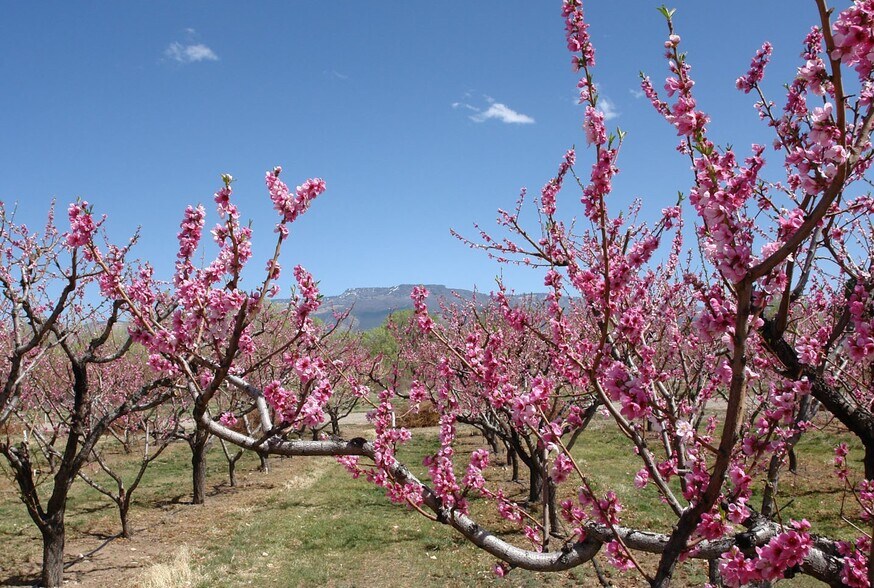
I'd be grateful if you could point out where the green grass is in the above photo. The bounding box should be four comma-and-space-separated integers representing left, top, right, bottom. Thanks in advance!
0, 419, 862, 587
192, 433, 611, 588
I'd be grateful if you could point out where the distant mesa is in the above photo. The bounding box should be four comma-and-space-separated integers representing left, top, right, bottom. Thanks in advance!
277, 284, 541, 331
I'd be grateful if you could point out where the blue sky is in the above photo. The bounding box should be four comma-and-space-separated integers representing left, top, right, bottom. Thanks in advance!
0, 2, 818, 296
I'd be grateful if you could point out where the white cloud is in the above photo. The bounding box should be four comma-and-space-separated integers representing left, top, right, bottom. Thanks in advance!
165, 42, 218, 64
629, 88, 645, 99
472, 102, 535, 124
598, 97, 619, 121
454, 95, 534, 125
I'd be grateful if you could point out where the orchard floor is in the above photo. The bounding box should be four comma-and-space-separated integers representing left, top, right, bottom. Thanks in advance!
0, 419, 854, 587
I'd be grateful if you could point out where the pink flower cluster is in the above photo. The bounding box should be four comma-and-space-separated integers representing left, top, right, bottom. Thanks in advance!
175, 205, 206, 278
261, 358, 334, 430
559, 498, 588, 539
694, 286, 736, 342
846, 283, 874, 361
293, 265, 321, 328
423, 414, 466, 511
462, 448, 490, 491
835, 442, 850, 481
605, 540, 635, 571
691, 145, 764, 283
838, 537, 871, 587
66, 201, 96, 250
510, 376, 552, 428
408, 379, 428, 409
583, 105, 606, 146
213, 180, 238, 219
736, 42, 773, 93
660, 36, 710, 138
831, 0, 874, 78
411, 286, 434, 333
797, 54, 831, 97
546, 451, 574, 486
265, 167, 326, 226
580, 148, 619, 222
562, 0, 594, 69
219, 411, 238, 428
539, 149, 575, 216
719, 520, 813, 586
784, 102, 849, 198
358, 390, 422, 506
603, 362, 651, 420
763, 379, 811, 425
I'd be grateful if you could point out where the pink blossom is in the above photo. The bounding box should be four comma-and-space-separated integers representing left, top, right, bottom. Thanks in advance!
846, 284, 874, 361
219, 412, 238, 428
550, 453, 574, 484
66, 201, 96, 249
462, 449, 490, 490
839, 538, 870, 587
493, 562, 510, 577
633, 468, 649, 489
736, 42, 773, 93
562, 0, 594, 67
265, 167, 327, 225
409, 379, 428, 408
831, 1, 874, 78
583, 105, 606, 146
675, 419, 694, 442
411, 286, 434, 334
605, 540, 634, 571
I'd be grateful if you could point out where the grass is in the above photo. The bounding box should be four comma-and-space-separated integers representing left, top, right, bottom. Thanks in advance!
0, 417, 863, 587
138, 545, 202, 588
191, 432, 611, 588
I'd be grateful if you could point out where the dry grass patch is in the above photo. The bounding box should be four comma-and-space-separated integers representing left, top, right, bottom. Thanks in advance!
137, 545, 202, 588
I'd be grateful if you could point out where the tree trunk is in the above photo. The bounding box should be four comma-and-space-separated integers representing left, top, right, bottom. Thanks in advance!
190, 429, 210, 505
528, 462, 544, 504
119, 495, 132, 538
258, 452, 269, 473
330, 413, 341, 437
865, 443, 874, 481
41, 518, 65, 587
546, 478, 559, 532
483, 429, 499, 454
761, 452, 782, 519
504, 443, 520, 482
228, 457, 238, 487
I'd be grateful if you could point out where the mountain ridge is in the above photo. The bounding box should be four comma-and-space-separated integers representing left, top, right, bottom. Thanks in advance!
279, 284, 544, 331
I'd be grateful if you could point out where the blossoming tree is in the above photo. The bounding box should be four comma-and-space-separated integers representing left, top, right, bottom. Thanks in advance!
0, 203, 178, 587
9, 0, 874, 586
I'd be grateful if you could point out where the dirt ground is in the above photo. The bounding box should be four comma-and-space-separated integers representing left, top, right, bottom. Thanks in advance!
2, 454, 320, 588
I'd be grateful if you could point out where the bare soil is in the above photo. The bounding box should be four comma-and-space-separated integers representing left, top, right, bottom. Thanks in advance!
1, 455, 324, 587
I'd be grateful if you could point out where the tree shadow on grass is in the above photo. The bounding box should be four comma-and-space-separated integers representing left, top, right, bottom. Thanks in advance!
152, 494, 188, 508
0, 571, 40, 587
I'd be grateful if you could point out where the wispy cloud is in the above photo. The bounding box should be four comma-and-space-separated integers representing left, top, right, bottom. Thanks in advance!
571, 87, 620, 120
451, 101, 478, 112
323, 69, 349, 80
453, 95, 534, 125
165, 42, 218, 63
629, 88, 645, 99
598, 97, 619, 121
